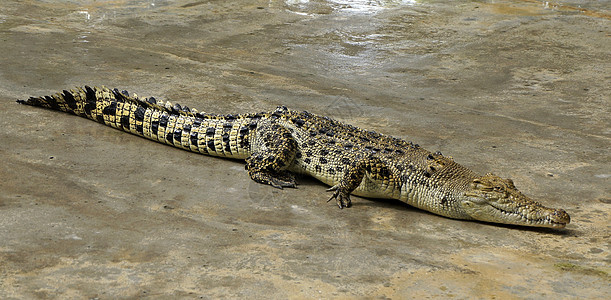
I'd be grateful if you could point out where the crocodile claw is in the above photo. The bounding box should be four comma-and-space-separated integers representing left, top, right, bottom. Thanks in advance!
327, 185, 352, 208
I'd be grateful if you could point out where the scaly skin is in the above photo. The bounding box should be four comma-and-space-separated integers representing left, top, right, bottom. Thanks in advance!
18, 86, 571, 228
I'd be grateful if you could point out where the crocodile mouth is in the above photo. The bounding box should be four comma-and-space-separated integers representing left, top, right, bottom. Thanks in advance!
491, 204, 569, 228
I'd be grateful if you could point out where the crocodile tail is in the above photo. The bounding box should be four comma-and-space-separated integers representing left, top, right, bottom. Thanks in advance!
17, 85, 191, 133
17, 86, 198, 118
19, 86, 139, 118
18, 86, 251, 159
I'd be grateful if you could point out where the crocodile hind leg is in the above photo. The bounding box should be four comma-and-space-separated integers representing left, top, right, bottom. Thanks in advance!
245, 121, 297, 189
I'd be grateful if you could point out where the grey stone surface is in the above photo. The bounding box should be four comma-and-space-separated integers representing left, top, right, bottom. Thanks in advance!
0, 0, 609, 298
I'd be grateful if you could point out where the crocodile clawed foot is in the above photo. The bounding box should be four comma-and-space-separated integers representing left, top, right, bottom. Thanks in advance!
269, 179, 296, 189
271, 170, 297, 189
249, 170, 297, 189
326, 185, 352, 209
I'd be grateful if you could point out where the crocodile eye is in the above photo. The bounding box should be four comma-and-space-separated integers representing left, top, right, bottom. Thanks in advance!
474, 183, 493, 191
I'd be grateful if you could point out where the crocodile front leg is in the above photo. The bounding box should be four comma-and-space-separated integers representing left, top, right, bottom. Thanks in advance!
327, 160, 366, 208
327, 156, 396, 208
245, 121, 298, 189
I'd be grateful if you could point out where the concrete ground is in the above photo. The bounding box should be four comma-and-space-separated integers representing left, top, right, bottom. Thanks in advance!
0, 0, 609, 298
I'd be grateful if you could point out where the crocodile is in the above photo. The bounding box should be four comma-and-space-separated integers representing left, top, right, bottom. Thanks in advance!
17, 86, 570, 228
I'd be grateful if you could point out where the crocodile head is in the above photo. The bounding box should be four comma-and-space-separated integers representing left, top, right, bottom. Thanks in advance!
459, 173, 570, 228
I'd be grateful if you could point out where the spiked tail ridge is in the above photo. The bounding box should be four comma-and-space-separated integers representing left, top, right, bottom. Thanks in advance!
17, 86, 193, 119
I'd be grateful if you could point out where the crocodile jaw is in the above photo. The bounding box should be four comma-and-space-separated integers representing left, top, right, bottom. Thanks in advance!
460, 196, 570, 228
459, 174, 570, 228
